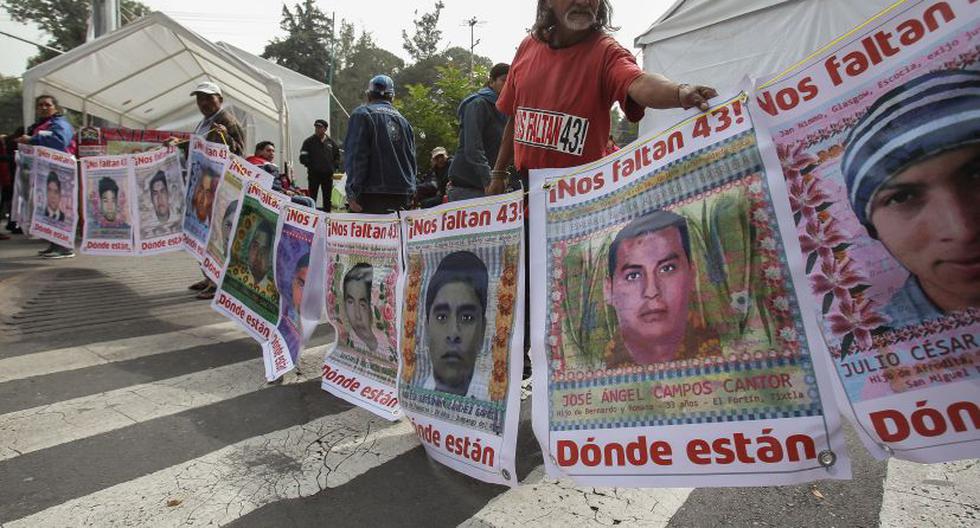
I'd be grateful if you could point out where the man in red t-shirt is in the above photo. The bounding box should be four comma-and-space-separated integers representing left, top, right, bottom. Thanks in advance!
490, 0, 717, 191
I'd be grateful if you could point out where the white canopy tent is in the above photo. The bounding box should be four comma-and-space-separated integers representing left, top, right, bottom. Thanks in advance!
635, 0, 895, 135
20, 11, 331, 184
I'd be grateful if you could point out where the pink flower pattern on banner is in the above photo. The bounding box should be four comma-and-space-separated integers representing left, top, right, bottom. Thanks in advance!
811, 257, 863, 300
828, 297, 887, 349
777, 142, 820, 173
798, 217, 847, 261
788, 176, 829, 220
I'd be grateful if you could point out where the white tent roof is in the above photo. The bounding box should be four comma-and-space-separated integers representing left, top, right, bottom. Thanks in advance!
634, 0, 894, 135
20, 11, 331, 182
22, 11, 286, 130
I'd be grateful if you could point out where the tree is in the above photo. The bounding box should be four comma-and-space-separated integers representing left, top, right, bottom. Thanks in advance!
329, 22, 404, 141
401, 1, 444, 62
610, 106, 638, 147
0, 76, 23, 133
2, 0, 151, 67
396, 46, 490, 92
396, 63, 485, 172
261, 0, 334, 82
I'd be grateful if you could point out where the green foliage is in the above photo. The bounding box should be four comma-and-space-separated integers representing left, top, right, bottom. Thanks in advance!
2, 0, 150, 68
395, 64, 484, 173
401, 1, 444, 62
610, 107, 638, 147
330, 21, 405, 141
397, 46, 491, 88
261, 0, 334, 82
0, 76, 23, 133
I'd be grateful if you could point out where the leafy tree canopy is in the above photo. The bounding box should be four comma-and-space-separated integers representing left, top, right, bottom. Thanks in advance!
401, 1, 444, 62
261, 0, 334, 82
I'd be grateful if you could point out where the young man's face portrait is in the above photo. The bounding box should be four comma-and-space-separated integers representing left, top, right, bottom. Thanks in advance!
193, 172, 216, 222
343, 272, 376, 351
100, 190, 119, 222
870, 144, 980, 312
604, 226, 694, 365
247, 228, 271, 283
46, 180, 61, 213
426, 281, 485, 395
150, 179, 171, 222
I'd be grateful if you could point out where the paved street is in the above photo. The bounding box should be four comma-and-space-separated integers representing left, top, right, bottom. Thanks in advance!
0, 235, 977, 528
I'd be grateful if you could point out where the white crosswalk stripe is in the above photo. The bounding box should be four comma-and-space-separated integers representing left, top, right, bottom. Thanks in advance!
0, 345, 325, 462
0, 321, 241, 383
5, 410, 417, 528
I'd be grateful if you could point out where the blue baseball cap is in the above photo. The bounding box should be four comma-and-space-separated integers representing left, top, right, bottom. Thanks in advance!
367, 74, 395, 97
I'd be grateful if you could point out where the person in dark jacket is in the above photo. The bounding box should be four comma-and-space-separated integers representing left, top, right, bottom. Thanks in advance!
343, 75, 416, 214
190, 81, 246, 156
417, 146, 452, 208
16, 95, 76, 257
448, 63, 509, 201
299, 119, 340, 211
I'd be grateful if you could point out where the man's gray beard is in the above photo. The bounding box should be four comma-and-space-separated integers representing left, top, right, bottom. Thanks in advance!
563, 11, 596, 31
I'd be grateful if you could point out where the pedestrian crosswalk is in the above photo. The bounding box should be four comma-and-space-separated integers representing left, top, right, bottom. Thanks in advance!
0, 250, 977, 527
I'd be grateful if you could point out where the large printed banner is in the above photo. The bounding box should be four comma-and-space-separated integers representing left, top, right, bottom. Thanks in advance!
263, 202, 326, 378
11, 145, 34, 233
30, 146, 78, 247
77, 126, 190, 157
212, 181, 294, 380
399, 192, 525, 486
753, 0, 980, 462
202, 155, 273, 282
529, 95, 850, 487
322, 213, 403, 421
183, 136, 229, 262
80, 154, 135, 255
134, 148, 185, 255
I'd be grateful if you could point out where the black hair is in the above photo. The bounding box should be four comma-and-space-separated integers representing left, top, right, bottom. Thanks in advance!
425, 251, 489, 319
608, 210, 691, 278
46, 171, 61, 190
488, 63, 510, 84
532, 0, 617, 42
254, 140, 274, 154
98, 177, 119, 197
252, 219, 274, 246
296, 252, 310, 270
149, 170, 167, 191
343, 262, 373, 299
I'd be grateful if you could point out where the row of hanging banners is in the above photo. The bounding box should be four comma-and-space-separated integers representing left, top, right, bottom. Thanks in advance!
8, 0, 978, 487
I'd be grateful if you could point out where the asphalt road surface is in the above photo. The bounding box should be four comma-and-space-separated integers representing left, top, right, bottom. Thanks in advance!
0, 237, 976, 527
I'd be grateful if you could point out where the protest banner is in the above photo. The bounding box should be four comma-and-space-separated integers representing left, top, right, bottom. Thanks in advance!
264, 202, 326, 379
212, 181, 293, 380
133, 147, 185, 255
80, 154, 135, 255
322, 212, 403, 421
30, 145, 78, 247
399, 192, 525, 486
753, 0, 980, 463
11, 145, 34, 234
182, 136, 229, 262
201, 155, 273, 282
528, 94, 850, 487
77, 126, 190, 157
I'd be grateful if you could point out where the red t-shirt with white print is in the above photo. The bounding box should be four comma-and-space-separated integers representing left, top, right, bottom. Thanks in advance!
497, 32, 645, 171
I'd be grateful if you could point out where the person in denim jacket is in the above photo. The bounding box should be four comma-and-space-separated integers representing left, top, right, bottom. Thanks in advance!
343, 75, 417, 214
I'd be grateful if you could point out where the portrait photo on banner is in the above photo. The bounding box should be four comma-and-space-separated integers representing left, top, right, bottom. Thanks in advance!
135, 154, 183, 240
275, 219, 314, 356
326, 251, 400, 385
84, 166, 132, 241
765, 61, 980, 403
32, 154, 75, 230
542, 124, 826, 433
205, 172, 244, 266
223, 200, 280, 323
182, 147, 223, 243
13, 147, 35, 227
401, 236, 520, 435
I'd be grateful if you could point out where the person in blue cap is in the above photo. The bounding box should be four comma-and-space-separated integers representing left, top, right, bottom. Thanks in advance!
841, 69, 980, 323
343, 74, 417, 214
